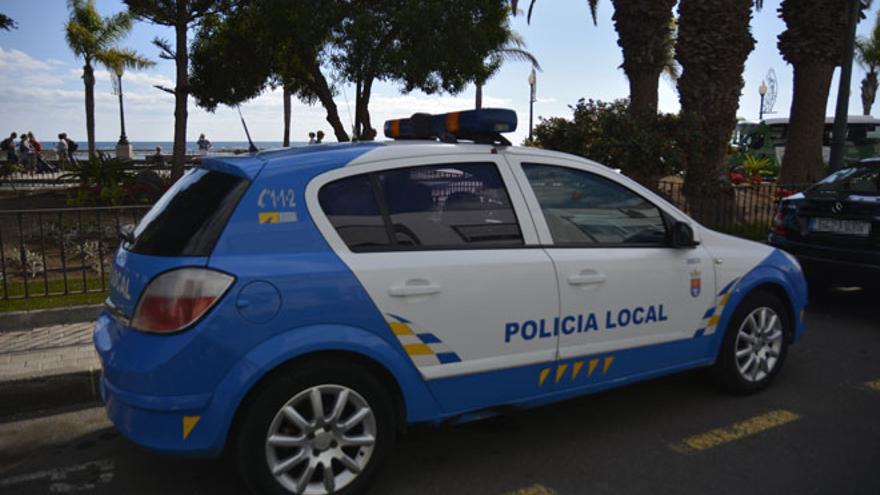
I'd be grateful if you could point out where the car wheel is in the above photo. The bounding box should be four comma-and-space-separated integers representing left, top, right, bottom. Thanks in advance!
234, 360, 396, 495
714, 291, 790, 394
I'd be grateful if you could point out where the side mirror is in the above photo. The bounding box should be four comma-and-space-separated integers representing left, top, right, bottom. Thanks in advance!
671, 221, 699, 248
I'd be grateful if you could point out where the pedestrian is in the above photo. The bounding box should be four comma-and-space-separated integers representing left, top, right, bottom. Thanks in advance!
0, 132, 17, 164
19, 132, 34, 172
197, 133, 211, 154
308, 132, 316, 144
27, 132, 56, 173
316, 130, 324, 144
150, 146, 165, 165
62, 133, 79, 165
56, 133, 69, 169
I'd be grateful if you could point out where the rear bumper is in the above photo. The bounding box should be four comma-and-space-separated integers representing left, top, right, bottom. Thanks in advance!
94, 312, 231, 457
768, 235, 880, 283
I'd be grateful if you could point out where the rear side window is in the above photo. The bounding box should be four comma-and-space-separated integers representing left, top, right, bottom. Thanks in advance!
319, 174, 391, 250
129, 169, 249, 256
318, 163, 523, 251
522, 163, 667, 246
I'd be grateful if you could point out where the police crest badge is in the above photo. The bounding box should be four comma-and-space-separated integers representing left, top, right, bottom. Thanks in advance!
690, 270, 701, 298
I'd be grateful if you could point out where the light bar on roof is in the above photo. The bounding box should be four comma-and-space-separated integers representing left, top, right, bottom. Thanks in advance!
383, 108, 517, 141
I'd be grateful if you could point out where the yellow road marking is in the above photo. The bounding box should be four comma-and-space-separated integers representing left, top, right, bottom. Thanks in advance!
675, 410, 800, 452
587, 358, 600, 376
538, 368, 551, 387
602, 356, 614, 374
502, 484, 556, 495
571, 361, 584, 380
555, 364, 568, 384
865, 379, 880, 391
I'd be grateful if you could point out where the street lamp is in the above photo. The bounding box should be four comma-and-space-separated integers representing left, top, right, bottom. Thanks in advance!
113, 64, 128, 146
758, 80, 768, 121
528, 68, 537, 141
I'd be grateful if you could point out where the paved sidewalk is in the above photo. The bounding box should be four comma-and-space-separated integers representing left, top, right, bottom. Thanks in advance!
0, 322, 98, 381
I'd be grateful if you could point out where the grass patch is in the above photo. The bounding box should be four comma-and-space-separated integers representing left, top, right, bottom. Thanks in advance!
0, 275, 107, 312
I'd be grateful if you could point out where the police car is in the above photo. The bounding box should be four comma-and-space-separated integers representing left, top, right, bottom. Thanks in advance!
95, 109, 807, 495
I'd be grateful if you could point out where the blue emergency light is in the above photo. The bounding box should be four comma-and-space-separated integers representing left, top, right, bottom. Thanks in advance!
383, 108, 517, 145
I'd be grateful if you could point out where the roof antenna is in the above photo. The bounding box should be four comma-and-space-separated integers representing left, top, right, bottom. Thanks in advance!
237, 105, 258, 153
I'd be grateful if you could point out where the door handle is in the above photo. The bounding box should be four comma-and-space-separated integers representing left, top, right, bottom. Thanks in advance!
567, 270, 606, 286
388, 280, 441, 297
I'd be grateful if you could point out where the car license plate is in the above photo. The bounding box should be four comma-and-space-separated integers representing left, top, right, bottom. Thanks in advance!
809, 217, 871, 236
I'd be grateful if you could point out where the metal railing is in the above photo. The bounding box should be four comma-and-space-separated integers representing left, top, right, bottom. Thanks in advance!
0, 205, 151, 302
656, 180, 807, 239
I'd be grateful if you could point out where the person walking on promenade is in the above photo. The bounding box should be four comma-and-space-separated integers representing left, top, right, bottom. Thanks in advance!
62, 133, 79, 165
27, 132, 56, 173
56, 133, 69, 169
308, 132, 316, 144
19, 132, 34, 172
197, 133, 211, 154
0, 132, 17, 164
316, 130, 324, 144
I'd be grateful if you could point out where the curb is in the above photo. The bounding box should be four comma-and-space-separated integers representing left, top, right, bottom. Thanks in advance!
0, 304, 102, 332
0, 369, 102, 422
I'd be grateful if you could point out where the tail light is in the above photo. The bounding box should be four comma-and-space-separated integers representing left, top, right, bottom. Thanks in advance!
771, 208, 787, 237
132, 268, 234, 333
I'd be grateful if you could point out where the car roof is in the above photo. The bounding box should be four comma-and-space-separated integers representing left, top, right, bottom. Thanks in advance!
201, 140, 597, 180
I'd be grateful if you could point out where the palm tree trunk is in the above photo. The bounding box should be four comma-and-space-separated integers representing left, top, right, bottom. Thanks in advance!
171, 14, 188, 180
310, 64, 349, 142
359, 77, 376, 140
83, 62, 96, 159
282, 85, 291, 147
861, 72, 877, 116
475, 83, 483, 110
627, 69, 660, 117
676, 0, 755, 225
780, 62, 835, 185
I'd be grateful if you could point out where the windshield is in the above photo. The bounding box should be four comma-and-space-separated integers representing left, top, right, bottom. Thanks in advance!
128, 168, 250, 256
808, 165, 880, 196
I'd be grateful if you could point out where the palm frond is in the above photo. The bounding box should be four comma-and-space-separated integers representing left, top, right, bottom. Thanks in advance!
497, 47, 541, 71
98, 11, 133, 47
588, 0, 599, 26
96, 47, 155, 74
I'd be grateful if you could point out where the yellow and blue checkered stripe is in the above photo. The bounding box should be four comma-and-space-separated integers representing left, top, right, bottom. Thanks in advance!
387, 314, 462, 367
694, 277, 740, 337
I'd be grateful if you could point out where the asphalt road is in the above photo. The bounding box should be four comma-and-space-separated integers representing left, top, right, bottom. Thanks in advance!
1, 288, 878, 495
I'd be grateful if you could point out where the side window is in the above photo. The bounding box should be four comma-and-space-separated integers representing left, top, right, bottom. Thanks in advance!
376, 163, 523, 248
319, 174, 391, 251
522, 163, 667, 246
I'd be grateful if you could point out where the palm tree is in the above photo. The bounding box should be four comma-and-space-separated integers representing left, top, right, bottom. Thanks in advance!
675, 0, 756, 224
777, 0, 869, 184
856, 11, 880, 116
512, 0, 676, 118
0, 13, 16, 30
475, 33, 540, 109
101, 49, 155, 147
65, 0, 139, 159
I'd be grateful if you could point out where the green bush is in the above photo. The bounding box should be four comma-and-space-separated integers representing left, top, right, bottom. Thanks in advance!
530, 99, 683, 184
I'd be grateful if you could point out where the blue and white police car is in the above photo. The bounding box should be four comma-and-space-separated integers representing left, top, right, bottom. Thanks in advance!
95, 109, 807, 495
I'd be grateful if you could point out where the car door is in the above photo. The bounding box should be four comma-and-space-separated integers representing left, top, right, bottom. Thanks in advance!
506, 155, 717, 380
307, 154, 561, 414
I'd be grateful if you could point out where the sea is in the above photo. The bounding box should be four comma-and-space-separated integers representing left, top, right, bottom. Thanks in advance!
90, 141, 309, 159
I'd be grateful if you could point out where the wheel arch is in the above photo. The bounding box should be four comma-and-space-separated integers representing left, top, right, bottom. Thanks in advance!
205, 324, 443, 456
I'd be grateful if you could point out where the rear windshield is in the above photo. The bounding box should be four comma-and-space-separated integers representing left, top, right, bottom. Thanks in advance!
128, 168, 250, 256
808, 165, 880, 196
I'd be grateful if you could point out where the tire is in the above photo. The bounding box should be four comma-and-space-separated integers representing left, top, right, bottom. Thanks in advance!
713, 290, 791, 394
234, 359, 396, 495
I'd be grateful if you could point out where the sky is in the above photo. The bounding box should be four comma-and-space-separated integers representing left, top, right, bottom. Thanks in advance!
1, 0, 879, 146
